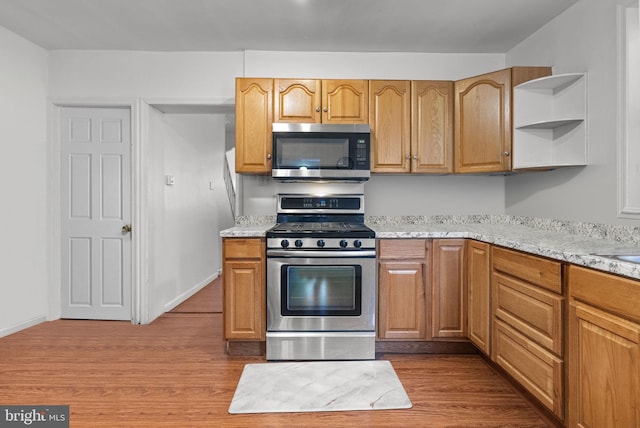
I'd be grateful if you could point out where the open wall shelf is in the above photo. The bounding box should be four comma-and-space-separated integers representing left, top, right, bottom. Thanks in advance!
513, 72, 587, 170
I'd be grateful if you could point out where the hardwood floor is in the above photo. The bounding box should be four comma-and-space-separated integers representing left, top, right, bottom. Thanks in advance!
0, 282, 556, 427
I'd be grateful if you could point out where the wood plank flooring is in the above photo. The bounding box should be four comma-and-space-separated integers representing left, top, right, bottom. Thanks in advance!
0, 281, 556, 427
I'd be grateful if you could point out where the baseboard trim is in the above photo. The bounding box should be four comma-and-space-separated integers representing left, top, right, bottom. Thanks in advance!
0, 315, 48, 338
163, 270, 221, 313
375, 340, 478, 354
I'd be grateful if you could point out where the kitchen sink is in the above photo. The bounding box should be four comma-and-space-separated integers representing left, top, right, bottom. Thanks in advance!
595, 254, 640, 264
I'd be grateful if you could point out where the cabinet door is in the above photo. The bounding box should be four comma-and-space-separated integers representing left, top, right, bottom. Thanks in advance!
569, 301, 640, 428
224, 259, 265, 340
454, 69, 511, 173
273, 79, 321, 123
235, 78, 273, 173
467, 240, 491, 354
431, 239, 467, 338
568, 266, 640, 427
369, 80, 411, 173
223, 239, 265, 341
378, 260, 426, 340
412, 81, 454, 173
322, 79, 369, 124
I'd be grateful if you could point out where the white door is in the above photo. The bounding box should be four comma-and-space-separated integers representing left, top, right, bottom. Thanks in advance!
60, 107, 132, 320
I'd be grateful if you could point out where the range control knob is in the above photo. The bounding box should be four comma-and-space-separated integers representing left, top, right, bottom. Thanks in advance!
353, 239, 362, 248
295, 239, 304, 248
281, 239, 290, 248
317, 239, 326, 248
339, 239, 348, 248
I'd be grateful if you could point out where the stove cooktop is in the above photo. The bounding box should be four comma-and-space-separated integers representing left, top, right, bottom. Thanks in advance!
266, 221, 375, 239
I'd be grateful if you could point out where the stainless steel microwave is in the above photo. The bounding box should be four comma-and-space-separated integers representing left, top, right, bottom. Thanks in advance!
271, 123, 371, 181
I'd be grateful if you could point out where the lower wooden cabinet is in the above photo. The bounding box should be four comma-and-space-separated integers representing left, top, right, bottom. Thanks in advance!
431, 239, 467, 338
491, 246, 564, 420
378, 239, 467, 342
467, 240, 491, 354
378, 239, 428, 340
222, 238, 265, 340
493, 319, 564, 417
568, 265, 640, 428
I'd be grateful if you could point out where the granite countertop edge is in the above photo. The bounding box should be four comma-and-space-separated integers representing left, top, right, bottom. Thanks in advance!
220, 215, 640, 280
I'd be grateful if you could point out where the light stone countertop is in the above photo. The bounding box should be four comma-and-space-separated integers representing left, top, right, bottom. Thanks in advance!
220, 215, 640, 281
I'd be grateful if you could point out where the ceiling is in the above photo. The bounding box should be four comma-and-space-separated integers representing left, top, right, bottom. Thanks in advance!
0, 0, 578, 53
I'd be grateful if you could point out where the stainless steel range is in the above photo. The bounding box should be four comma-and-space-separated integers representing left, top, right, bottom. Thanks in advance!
266, 194, 376, 360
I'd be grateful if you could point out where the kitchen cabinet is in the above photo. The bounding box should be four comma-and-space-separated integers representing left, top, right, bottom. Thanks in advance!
370, 80, 453, 174
369, 80, 411, 173
467, 240, 491, 355
377, 239, 429, 340
235, 78, 273, 173
322, 79, 369, 124
223, 238, 266, 341
431, 239, 467, 338
513, 72, 587, 170
491, 246, 564, 419
454, 67, 551, 173
567, 265, 640, 428
274, 79, 368, 124
411, 80, 454, 173
273, 78, 320, 123
236, 78, 368, 174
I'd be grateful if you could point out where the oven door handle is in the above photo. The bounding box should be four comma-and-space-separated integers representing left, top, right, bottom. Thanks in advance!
267, 250, 376, 258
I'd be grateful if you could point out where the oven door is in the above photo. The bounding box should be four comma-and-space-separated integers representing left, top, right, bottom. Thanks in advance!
266, 250, 376, 332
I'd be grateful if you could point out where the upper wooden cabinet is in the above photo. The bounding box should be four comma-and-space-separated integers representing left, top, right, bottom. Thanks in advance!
369, 80, 411, 173
235, 78, 273, 174
412, 81, 454, 173
273, 79, 321, 123
236, 78, 368, 173
370, 80, 453, 174
322, 79, 369, 124
274, 79, 368, 124
454, 67, 551, 173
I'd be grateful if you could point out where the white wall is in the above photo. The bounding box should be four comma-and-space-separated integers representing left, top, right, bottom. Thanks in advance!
49, 50, 242, 101
146, 110, 234, 320
506, 0, 640, 226
240, 50, 508, 216
0, 26, 49, 336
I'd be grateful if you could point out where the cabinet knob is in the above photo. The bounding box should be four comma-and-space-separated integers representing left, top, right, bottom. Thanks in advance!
413, 155, 418, 160
503, 151, 511, 157
406, 155, 411, 160
323, 107, 328, 112
267, 153, 272, 160
122, 224, 132, 233
315, 107, 321, 112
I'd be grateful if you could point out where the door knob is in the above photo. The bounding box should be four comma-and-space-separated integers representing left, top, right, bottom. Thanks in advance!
122, 224, 132, 233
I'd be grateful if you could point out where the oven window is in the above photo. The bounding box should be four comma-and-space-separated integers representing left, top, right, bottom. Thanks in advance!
281, 265, 361, 316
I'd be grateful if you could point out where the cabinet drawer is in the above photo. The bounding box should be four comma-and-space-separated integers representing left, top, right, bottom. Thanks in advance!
493, 319, 564, 420
493, 272, 563, 356
379, 239, 427, 259
492, 247, 562, 293
223, 238, 264, 259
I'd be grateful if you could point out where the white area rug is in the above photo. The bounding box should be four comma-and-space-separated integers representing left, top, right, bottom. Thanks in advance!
228, 360, 412, 414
